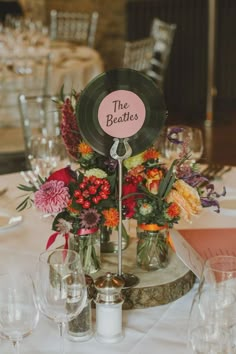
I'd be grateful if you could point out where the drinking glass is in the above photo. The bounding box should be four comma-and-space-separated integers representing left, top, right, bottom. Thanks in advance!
35, 249, 87, 354
27, 136, 66, 177
163, 125, 193, 164
189, 127, 204, 163
0, 272, 39, 354
188, 255, 236, 353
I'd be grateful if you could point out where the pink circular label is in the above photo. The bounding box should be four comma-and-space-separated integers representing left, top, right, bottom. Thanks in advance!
98, 90, 146, 138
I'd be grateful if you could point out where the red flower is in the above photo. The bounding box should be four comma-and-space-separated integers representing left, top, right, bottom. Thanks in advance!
47, 167, 75, 186
122, 183, 138, 218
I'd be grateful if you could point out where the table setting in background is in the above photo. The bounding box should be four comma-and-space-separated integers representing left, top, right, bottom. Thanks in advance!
0, 68, 236, 354
0, 17, 104, 138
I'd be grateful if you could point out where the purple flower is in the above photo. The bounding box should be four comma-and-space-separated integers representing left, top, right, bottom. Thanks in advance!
104, 157, 118, 172
79, 208, 101, 229
167, 127, 184, 144
200, 184, 226, 213
34, 180, 70, 214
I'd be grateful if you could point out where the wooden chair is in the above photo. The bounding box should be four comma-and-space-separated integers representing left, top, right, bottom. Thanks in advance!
122, 37, 155, 72
147, 18, 177, 88
50, 10, 99, 48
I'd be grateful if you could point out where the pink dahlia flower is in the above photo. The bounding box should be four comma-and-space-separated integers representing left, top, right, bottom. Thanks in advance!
34, 180, 70, 214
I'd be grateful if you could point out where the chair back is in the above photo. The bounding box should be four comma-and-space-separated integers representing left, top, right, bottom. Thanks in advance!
0, 54, 50, 127
50, 10, 99, 48
18, 94, 61, 153
147, 18, 177, 87
122, 37, 155, 72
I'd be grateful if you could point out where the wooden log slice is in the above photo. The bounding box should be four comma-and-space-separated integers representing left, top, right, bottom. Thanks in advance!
93, 237, 196, 310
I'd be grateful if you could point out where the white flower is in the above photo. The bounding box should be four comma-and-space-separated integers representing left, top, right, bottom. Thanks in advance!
85, 168, 107, 178
124, 152, 144, 170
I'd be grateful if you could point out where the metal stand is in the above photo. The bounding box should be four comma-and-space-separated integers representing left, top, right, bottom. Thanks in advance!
110, 138, 139, 289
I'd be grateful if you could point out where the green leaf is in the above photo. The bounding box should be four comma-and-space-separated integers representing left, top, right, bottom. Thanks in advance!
158, 159, 177, 198
17, 184, 35, 192
16, 196, 32, 211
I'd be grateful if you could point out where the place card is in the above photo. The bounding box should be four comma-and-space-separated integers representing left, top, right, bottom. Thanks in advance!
170, 228, 236, 278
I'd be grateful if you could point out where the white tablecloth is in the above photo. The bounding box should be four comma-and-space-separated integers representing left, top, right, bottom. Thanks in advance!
0, 167, 235, 353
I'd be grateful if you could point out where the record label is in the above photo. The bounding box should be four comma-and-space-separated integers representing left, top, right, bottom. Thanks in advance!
76, 68, 167, 156
98, 90, 145, 138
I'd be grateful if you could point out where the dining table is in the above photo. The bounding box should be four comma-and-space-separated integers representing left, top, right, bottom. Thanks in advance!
0, 165, 235, 353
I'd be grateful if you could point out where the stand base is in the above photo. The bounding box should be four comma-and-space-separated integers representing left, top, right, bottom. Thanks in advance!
116, 272, 140, 289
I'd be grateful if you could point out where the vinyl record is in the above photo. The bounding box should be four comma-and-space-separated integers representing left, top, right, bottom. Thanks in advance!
76, 68, 167, 156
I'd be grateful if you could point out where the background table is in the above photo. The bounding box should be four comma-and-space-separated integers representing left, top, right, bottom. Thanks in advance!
0, 167, 235, 353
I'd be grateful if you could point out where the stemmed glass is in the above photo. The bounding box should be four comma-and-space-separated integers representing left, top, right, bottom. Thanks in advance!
189, 127, 204, 163
27, 136, 65, 177
188, 255, 236, 353
35, 249, 87, 354
0, 272, 39, 354
163, 124, 193, 164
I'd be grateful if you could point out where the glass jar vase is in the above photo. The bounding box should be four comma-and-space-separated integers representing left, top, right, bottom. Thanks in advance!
69, 228, 101, 274
100, 220, 130, 254
136, 224, 169, 271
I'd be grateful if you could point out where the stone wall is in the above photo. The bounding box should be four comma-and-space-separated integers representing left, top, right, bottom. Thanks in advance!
20, 0, 126, 70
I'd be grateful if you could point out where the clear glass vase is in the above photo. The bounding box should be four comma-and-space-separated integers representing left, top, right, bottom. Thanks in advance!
136, 224, 169, 271
100, 220, 130, 254
69, 229, 101, 274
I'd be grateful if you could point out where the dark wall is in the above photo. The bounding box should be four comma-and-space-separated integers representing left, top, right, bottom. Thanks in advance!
126, 0, 236, 122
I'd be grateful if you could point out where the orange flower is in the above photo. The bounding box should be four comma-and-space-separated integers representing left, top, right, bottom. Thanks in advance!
128, 165, 144, 177
78, 141, 93, 155
143, 148, 159, 161
102, 208, 119, 228
167, 202, 180, 218
146, 167, 163, 180
67, 200, 80, 214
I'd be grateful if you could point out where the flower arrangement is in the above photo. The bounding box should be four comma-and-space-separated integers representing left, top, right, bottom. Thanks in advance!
122, 130, 225, 228
17, 90, 121, 273
17, 90, 225, 272
121, 127, 225, 269
18, 90, 119, 241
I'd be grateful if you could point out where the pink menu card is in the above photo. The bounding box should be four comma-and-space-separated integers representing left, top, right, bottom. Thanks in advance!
170, 228, 236, 278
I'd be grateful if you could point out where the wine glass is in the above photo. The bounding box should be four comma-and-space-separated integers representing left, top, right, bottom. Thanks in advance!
27, 136, 66, 177
163, 125, 193, 164
35, 249, 87, 354
189, 127, 204, 163
0, 272, 39, 354
188, 255, 236, 353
